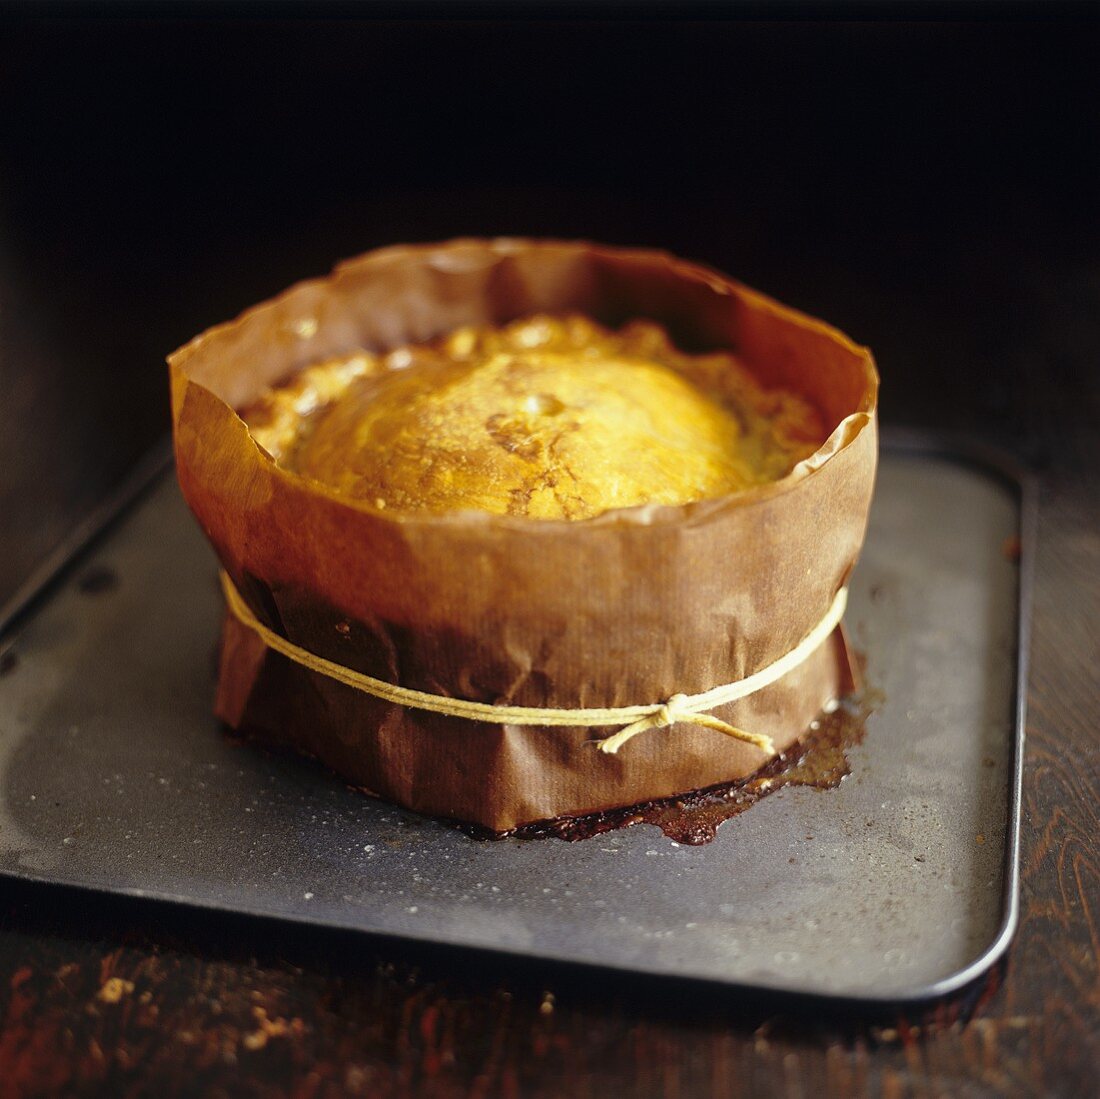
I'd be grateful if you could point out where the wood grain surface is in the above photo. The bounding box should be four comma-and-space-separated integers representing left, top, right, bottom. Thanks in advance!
1, 14, 1098, 1098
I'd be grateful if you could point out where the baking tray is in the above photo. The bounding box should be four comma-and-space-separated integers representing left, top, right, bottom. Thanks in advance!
0, 437, 1032, 1003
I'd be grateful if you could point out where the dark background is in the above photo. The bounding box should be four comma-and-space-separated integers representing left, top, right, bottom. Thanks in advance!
0, 8, 1096, 607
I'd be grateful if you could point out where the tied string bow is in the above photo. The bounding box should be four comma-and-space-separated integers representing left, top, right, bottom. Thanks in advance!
220, 571, 847, 756
596, 693, 773, 755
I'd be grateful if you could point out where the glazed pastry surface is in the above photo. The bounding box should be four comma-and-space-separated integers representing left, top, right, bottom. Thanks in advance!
243, 315, 825, 520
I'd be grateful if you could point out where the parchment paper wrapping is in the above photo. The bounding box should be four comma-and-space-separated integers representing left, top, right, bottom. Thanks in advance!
169, 239, 879, 831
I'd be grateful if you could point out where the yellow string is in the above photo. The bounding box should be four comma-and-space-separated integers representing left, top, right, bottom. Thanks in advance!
220, 572, 848, 755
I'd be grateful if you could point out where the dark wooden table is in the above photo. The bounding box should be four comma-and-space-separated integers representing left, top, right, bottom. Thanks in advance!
1, 14, 1098, 1097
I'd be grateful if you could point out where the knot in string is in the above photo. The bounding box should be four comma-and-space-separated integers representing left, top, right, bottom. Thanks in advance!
654, 694, 690, 729
594, 693, 775, 756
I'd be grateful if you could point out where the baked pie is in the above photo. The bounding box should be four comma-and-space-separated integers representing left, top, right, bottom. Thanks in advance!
169, 239, 878, 832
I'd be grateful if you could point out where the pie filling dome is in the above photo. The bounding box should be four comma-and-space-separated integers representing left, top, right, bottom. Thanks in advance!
243, 315, 825, 520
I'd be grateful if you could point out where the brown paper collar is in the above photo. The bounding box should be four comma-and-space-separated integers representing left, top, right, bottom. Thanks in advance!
220, 571, 848, 756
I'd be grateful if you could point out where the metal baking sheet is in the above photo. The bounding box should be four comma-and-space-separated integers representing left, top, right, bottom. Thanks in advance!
0, 442, 1029, 1002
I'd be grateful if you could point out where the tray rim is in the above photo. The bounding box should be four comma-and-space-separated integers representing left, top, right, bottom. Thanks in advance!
0, 429, 1036, 1006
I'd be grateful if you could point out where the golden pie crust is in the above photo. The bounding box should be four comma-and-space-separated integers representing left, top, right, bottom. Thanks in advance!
243, 315, 825, 520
